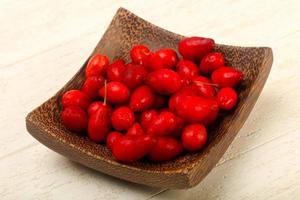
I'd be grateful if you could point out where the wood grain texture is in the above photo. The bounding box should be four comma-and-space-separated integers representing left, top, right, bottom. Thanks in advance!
26, 8, 272, 189
1, 0, 299, 199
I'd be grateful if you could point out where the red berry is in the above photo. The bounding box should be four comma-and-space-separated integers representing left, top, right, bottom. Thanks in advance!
85, 54, 109, 77
111, 106, 135, 131
182, 124, 207, 152
81, 76, 105, 100
126, 123, 145, 136
148, 137, 183, 162
140, 110, 158, 130
61, 106, 88, 132
176, 59, 198, 86
61, 90, 90, 109
130, 45, 150, 65
178, 37, 215, 61
88, 109, 111, 143
202, 100, 219, 126
87, 101, 112, 116
122, 64, 147, 89
112, 135, 156, 162
106, 59, 126, 82
130, 85, 155, 112
147, 111, 177, 136
175, 96, 213, 123
168, 85, 198, 111
154, 48, 179, 69
99, 82, 129, 104
199, 52, 225, 74
106, 131, 122, 150
216, 87, 238, 110
146, 69, 181, 95
193, 76, 216, 98
211, 67, 243, 88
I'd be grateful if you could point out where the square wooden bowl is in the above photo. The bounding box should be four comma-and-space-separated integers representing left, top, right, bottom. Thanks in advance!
26, 7, 273, 189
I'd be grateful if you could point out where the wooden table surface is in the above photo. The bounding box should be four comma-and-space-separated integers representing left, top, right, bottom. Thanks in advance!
1, 0, 299, 199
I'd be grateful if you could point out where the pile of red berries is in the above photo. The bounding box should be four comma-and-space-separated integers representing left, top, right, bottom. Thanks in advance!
60, 36, 243, 163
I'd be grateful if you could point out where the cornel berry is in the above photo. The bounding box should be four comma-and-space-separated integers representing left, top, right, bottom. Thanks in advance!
60, 36, 243, 163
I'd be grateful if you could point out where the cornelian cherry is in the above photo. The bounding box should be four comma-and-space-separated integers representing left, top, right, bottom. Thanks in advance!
178, 37, 215, 61
85, 54, 109, 77
148, 137, 183, 162
106, 59, 126, 82
176, 59, 198, 86
81, 75, 105, 100
61, 90, 90, 109
212, 67, 243, 88
193, 76, 216, 98
199, 52, 225, 74
152, 48, 178, 69
147, 111, 177, 136
130, 85, 155, 112
87, 101, 112, 116
111, 106, 135, 131
146, 69, 181, 95
122, 64, 147, 89
182, 124, 207, 152
88, 109, 111, 143
61, 106, 88, 132
126, 123, 145, 136
130, 45, 150, 65
112, 135, 156, 163
168, 85, 198, 111
140, 110, 158, 130
216, 87, 238, 110
202, 100, 219, 126
106, 131, 122, 149
99, 81, 129, 104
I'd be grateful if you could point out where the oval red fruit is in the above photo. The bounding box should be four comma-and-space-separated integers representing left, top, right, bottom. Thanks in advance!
153, 48, 178, 69
168, 85, 198, 111
106, 131, 123, 150
106, 59, 126, 82
193, 76, 216, 98
81, 75, 105, 100
130, 85, 155, 112
87, 101, 112, 116
126, 123, 145, 136
178, 37, 215, 61
61, 106, 88, 132
140, 110, 158, 130
99, 81, 129, 104
182, 124, 207, 152
130, 45, 150, 65
199, 52, 225, 74
85, 54, 109, 77
147, 111, 177, 136
88, 109, 110, 143
111, 106, 135, 131
216, 87, 238, 110
211, 67, 243, 88
122, 64, 148, 89
61, 90, 90, 109
176, 59, 198, 86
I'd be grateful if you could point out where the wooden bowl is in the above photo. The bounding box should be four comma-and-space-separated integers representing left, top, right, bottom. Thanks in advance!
26, 7, 273, 189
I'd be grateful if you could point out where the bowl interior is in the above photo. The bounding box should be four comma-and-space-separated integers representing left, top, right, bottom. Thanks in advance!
27, 8, 272, 174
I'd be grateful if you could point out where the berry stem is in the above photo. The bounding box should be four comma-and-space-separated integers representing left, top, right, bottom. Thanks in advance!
193, 81, 219, 88
104, 79, 107, 105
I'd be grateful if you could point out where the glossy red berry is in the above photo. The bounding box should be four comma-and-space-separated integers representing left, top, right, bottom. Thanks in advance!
81, 75, 105, 100
216, 87, 238, 110
122, 64, 147, 90
106, 131, 123, 150
106, 59, 126, 82
211, 67, 243, 88
99, 81, 129, 104
153, 48, 178, 69
148, 137, 183, 162
111, 106, 135, 131
193, 76, 216, 98
199, 52, 225, 74
182, 124, 207, 152
130, 85, 155, 112
178, 37, 215, 61
88, 109, 110, 143
176, 59, 198, 86
87, 101, 112, 116
126, 123, 145, 136
61, 106, 88, 132
175, 96, 213, 123
85, 54, 109, 77
168, 85, 198, 111
130, 45, 151, 65
202, 100, 219, 126
61, 90, 90, 109
147, 111, 177, 136
146, 69, 181, 95
112, 135, 156, 163
140, 110, 158, 130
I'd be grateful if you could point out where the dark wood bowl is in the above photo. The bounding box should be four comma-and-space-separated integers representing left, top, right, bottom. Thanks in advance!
26, 7, 273, 189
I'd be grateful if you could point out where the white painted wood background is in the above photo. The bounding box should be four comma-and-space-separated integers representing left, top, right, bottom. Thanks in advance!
1, 0, 299, 199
